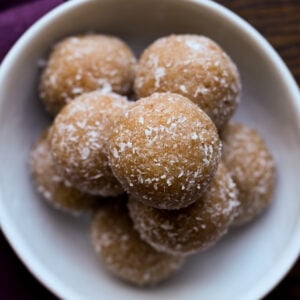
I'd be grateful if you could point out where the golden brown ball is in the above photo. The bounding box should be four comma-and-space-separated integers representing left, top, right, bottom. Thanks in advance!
221, 122, 275, 226
128, 163, 239, 256
30, 129, 99, 215
40, 34, 136, 115
134, 34, 241, 130
108, 92, 222, 210
90, 200, 184, 286
50, 91, 129, 196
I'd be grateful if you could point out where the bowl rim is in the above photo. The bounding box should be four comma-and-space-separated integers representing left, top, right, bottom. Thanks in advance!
0, 0, 299, 299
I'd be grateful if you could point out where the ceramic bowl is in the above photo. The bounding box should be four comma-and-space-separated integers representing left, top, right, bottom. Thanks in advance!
0, 0, 299, 299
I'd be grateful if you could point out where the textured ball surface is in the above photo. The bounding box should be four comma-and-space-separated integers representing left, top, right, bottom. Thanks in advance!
50, 91, 129, 196
134, 35, 241, 130
221, 122, 275, 226
30, 129, 99, 215
128, 163, 239, 256
40, 34, 136, 115
108, 92, 222, 209
90, 200, 184, 286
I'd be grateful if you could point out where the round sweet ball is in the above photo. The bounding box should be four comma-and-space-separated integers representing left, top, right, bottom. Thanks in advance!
134, 34, 241, 130
50, 91, 130, 196
221, 122, 275, 226
128, 163, 239, 256
30, 129, 99, 216
90, 200, 184, 286
108, 92, 222, 210
40, 34, 137, 115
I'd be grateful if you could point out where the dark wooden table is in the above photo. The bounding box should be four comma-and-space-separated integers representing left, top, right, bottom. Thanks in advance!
0, 0, 299, 299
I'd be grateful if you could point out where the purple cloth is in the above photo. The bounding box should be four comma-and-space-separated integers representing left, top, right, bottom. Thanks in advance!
0, 1, 63, 298
0, 0, 64, 61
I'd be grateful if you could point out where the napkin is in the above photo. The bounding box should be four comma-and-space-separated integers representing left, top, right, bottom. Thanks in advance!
0, 0, 64, 62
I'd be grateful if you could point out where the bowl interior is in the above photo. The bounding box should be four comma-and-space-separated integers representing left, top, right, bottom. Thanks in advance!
0, 0, 300, 299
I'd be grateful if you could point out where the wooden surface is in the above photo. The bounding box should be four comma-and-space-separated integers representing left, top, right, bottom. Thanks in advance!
219, 0, 300, 85
218, 1, 300, 299
0, 0, 299, 299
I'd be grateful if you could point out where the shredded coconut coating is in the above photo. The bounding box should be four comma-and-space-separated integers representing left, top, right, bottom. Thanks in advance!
29, 128, 99, 216
108, 93, 222, 210
90, 200, 184, 286
134, 35, 241, 130
221, 122, 276, 226
40, 34, 137, 115
128, 163, 239, 256
50, 91, 130, 196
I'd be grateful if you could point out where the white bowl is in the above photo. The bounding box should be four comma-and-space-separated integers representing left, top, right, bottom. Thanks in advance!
0, 0, 299, 299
